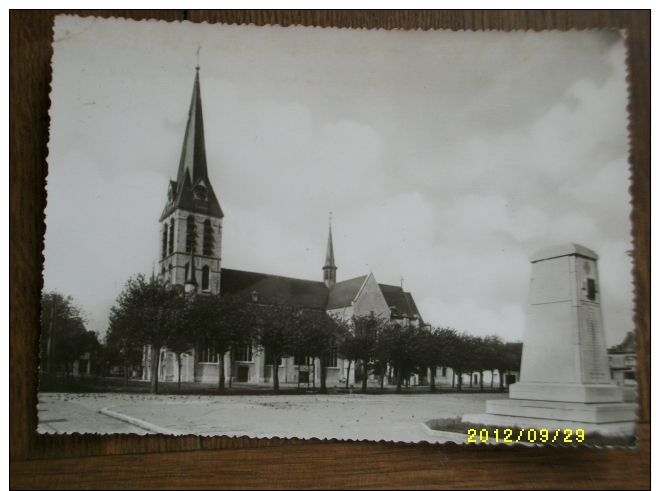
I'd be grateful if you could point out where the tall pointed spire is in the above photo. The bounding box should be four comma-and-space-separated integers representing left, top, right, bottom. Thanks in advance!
322, 215, 337, 288
177, 68, 207, 185
160, 66, 223, 221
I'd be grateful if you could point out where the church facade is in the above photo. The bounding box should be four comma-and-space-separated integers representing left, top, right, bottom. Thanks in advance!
143, 69, 425, 387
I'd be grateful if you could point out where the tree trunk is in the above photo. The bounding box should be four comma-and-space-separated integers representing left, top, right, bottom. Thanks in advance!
192, 349, 196, 382
456, 371, 462, 391
380, 362, 385, 389
124, 361, 128, 388
150, 346, 160, 394
429, 366, 436, 392
499, 369, 505, 391
218, 351, 225, 392
345, 360, 352, 388
469, 372, 473, 388
228, 347, 233, 389
452, 371, 455, 388
396, 365, 402, 392
479, 370, 484, 391
272, 353, 280, 391
490, 370, 494, 388
176, 353, 182, 390
360, 359, 368, 392
318, 357, 328, 394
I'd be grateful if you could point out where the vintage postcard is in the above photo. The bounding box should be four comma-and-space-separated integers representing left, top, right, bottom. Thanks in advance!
39, 16, 637, 446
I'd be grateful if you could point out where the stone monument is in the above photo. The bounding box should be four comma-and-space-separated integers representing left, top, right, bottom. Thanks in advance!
463, 243, 636, 436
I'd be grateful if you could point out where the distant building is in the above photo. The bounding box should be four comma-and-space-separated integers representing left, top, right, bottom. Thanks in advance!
143, 68, 424, 387
72, 352, 93, 378
608, 331, 636, 387
429, 367, 520, 390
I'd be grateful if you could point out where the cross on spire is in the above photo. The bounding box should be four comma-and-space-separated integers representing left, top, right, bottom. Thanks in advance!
196, 44, 201, 70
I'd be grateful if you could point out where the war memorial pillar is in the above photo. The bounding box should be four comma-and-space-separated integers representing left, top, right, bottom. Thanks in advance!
463, 244, 636, 436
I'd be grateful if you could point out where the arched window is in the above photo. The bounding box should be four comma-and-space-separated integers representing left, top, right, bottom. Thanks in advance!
203, 219, 213, 256
184, 263, 189, 282
186, 216, 196, 253
168, 218, 174, 255
162, 223, 168, 258
201, 265, 210, 290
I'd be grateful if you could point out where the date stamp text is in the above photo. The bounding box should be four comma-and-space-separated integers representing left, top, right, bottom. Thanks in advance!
467, 428, 586, 444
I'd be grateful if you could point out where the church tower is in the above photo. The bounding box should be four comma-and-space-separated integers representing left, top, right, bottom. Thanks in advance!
158, 67, 223, 294
322, 222, 337, 288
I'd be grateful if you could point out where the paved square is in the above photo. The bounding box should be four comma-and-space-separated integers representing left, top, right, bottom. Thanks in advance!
38, 391, 508, 443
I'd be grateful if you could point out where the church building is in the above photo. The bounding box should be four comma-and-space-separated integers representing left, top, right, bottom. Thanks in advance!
143, 68, 425, 387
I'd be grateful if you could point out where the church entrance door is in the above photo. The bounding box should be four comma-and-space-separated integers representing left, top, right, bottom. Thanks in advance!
237, 366, 249, 383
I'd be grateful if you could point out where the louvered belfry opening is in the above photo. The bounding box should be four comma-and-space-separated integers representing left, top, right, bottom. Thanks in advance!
162, 223, 168, 258
186, 216, 196, 253
203, 219, 213, 256
168, 218, 174, 255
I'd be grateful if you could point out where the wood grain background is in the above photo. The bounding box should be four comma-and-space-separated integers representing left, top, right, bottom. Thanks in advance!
10, 10, 650, 489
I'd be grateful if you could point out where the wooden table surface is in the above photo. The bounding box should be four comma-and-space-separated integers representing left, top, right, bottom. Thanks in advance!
10, 10, 650, 489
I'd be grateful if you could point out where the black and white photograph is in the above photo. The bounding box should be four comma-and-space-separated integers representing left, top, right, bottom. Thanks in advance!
38, 16, 637, 445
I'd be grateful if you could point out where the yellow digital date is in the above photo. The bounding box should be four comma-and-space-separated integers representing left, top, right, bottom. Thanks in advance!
467, 427, 585, 444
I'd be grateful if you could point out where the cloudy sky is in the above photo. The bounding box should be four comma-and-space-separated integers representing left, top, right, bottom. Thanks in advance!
45, 16, 633, 344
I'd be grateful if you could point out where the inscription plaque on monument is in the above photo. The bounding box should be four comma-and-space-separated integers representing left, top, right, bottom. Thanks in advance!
582, 304, 609, 382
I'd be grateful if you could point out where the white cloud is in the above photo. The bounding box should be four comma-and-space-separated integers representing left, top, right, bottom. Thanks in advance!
548, 211, 601, 245
44, 19, 634, 343
417, 297, 526, 341
559, 157, 631, 209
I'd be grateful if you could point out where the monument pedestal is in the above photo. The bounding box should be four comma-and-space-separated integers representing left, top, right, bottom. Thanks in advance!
462, 413, 636, 437
462, 244, 636, 438
509, 382, 624, 403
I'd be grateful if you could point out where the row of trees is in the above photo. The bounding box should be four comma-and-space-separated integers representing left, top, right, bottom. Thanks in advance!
40, 292, 100, 377
106, 275, 522, 395
339, 315, 522, 393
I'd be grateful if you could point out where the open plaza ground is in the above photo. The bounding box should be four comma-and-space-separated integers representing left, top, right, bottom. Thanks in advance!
38, 388, 508, 443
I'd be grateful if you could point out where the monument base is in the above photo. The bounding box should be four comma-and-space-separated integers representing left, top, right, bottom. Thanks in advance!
485, 399, 636, 424
461, 413, 635, 437
510, 382, 624, 404
462, 397, 636, 437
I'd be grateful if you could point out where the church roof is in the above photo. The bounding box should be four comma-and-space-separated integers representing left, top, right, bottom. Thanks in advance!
325, 275, 368, 310
160, 69, 223, 221
220, 268, 329, 311
219, 269, 423, 320
379, 283, 423, 321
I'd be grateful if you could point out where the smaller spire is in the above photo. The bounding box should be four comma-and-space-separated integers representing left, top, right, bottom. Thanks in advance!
323, 215, 337, 288
196, 44, 201, 71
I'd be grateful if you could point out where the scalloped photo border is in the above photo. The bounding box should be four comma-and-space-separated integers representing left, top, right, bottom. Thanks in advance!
39, 15, 637, 449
